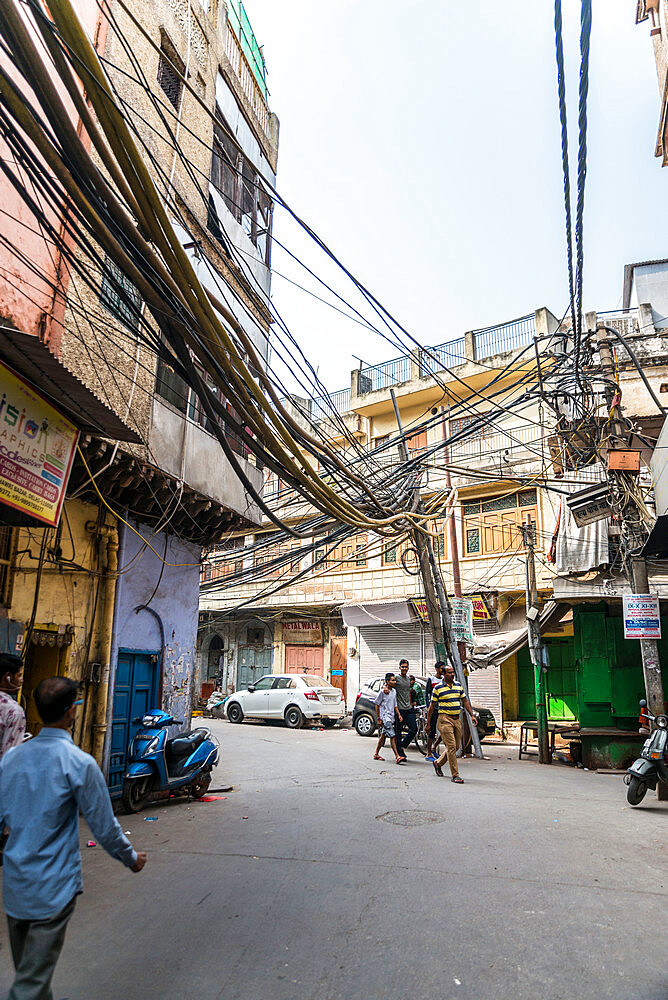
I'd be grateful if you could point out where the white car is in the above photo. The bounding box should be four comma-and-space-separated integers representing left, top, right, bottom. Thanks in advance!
225, 673, 345, 729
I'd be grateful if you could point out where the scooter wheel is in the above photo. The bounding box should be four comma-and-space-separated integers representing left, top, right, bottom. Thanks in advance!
190, 773, 212, 799
122, 776, 154, 814
626, 775, 648, 806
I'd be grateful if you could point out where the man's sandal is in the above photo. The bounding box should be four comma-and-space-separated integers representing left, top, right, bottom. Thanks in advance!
373, 755, 384, 761
452, 776, 464, 783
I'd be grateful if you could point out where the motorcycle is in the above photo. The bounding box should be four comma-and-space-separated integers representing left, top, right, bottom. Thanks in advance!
624, 700, 668, 806
122, 709, 219, 813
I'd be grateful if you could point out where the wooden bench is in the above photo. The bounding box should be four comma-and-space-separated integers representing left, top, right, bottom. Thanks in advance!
518, 721, 580, 760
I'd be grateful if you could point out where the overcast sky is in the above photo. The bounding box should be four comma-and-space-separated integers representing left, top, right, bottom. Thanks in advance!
244, 0, 666, 394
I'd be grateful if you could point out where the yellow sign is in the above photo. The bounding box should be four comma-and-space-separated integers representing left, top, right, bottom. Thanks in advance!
411, 599, 430, 623
0, 361, 79, 526
469, 593, 492, 619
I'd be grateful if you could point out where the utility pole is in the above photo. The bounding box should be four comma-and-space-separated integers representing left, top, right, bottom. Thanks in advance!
520, 515, 551, 763
390, 390, 482, 758
441, 407, 466, 666
595, 323, 666, 720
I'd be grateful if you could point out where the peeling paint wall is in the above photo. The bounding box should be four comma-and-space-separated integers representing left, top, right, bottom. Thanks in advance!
107, 519, 201, 762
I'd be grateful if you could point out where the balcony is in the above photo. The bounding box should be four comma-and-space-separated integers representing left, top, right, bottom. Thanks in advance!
224, 7, 270, 137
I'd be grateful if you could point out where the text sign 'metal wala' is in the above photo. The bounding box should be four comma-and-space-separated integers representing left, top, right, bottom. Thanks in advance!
623, 594, 661, 640
282, 620, 323, 644
0, 360, 79, 527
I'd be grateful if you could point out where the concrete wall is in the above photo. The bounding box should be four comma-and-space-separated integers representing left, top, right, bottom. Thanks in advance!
107, 518, 201, 747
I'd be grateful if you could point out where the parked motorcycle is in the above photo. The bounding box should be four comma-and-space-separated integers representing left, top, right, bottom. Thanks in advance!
122, 709, 219, 813
624, 700, 668, 805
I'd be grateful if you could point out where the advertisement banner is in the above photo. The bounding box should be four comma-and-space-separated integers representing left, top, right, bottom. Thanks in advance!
282, 620, 323, 644
410, 599, 430, 624
451, 598, 473, 642
0, 361, 78, 527
469, 593, 492, 620
623, 594, 661, 640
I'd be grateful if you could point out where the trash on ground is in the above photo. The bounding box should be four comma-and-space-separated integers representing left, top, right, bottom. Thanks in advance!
144, 816, 158, 822
86, 840, 96, 847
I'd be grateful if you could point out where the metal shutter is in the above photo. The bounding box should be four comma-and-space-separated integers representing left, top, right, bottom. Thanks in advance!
467, 666, 501, 726
359, 623, 423, 686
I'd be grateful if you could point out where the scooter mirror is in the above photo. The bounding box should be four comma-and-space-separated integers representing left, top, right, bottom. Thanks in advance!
639, 699, 647, 708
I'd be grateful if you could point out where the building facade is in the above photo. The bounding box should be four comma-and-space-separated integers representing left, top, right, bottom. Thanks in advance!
0, 0, 278, 792
636, 0, 668, 164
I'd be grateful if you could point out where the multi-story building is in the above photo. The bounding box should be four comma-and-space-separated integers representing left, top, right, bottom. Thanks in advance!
199, 308, 565, 728
636, 0, 668, 164
0, 0, 277, 793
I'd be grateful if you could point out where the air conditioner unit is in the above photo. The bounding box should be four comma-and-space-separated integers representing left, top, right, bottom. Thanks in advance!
566, 481, 612, 527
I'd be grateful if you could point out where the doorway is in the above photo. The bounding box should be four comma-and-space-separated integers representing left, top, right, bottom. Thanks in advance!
237, 644, 272, 689
285, 644, 324, 676
330, 636, 347, 704
516, 637, 576, 722
108, 650, 159, 797
22, 636, 69, 737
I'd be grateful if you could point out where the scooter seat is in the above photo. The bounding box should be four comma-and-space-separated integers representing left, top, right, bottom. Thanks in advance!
166, 729, 207, 758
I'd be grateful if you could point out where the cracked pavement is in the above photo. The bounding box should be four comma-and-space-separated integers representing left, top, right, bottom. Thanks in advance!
1, 720, 665, 999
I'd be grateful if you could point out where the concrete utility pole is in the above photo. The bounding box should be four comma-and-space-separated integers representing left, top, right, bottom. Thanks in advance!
595, 323, 666, 720
520, 515, 551, 764
390, 390, 482, 758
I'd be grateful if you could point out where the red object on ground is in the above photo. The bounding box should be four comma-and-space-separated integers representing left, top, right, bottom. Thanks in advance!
195, 795, 225, 802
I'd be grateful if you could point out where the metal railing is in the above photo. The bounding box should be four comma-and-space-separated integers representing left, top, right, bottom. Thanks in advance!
358, 354, 412, 392
474, 314, 536, 360
448, 423, 540, 465
310, 387, 351, 420
421, 337, 467, 376
224, 20, 270, 135
596, 309, 639, 338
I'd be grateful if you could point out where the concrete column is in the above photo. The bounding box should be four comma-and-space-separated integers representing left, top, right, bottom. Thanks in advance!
409, 349, 422, 381
535, 307, 561, 339
638, 302, 655, 335
465, 330, 476, 362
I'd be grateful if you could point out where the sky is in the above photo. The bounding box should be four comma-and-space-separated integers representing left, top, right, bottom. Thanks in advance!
242, 0, 667, 394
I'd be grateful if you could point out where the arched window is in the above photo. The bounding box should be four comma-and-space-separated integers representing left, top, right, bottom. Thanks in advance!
207, 634, 224, 679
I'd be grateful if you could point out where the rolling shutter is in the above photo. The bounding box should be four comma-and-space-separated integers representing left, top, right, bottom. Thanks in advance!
359, 623, 423, 686
467, 666, 501, 726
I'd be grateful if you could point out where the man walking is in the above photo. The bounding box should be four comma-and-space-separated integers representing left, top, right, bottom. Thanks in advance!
373, 672, 406, 764
0, 676, 146, 999
424, 660, 446, 763
395, 659, 417, 755
426, 664, 477, 783
0, 654, 25, 760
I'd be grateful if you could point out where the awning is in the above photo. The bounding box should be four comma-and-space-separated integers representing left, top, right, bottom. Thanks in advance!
342, 599, 418, 628
0, 327, 141, 442
552, 568, 668, 601
466, 600, 570, 669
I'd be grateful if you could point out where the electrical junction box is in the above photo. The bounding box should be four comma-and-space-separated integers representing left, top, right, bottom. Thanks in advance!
607, 449, 641, 473
566, 481, 612, 527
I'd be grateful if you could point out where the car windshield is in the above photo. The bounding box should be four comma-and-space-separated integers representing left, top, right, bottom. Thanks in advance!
297, 675, 328, 686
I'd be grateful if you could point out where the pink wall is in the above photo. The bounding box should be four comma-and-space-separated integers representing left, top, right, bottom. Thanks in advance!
0, 0, 105, 354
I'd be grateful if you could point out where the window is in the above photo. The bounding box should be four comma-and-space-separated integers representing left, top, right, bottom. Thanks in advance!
463, 489, 538, 557
247, 627, 264, 645
406, 429, 427, 455
209, 111, 273, 264
100, 256, 142, 331
156, 350, 189, 414
0, 527, 16, 606
157, 37, 184, 110
251, 676, 273, 691
373, 435, 390, 450
274, 678, 296, 689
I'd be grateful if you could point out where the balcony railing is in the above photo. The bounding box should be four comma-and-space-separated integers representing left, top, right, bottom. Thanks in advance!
311, 387, 351, 420
421, 337, 466, 376
473, 314, 536, 360
225, 19, 270, 135
358, 355, 412, 393
448, 423, 540, 465
596, 309, 639, 338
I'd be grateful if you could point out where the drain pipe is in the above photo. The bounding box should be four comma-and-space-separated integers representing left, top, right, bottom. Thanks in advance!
86, 521, 118, 765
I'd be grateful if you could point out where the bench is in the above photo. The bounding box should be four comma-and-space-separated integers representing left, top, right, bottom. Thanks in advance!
518, 721, 580, 760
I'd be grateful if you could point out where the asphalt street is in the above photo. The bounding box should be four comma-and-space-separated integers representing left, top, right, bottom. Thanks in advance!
0, 720, 666, 1000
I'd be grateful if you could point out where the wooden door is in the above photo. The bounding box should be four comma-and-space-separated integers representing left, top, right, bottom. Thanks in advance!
285, 644, 324, 676
330, 636, 347, 704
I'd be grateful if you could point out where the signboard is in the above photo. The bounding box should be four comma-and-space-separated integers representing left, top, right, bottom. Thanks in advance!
410, 599, 430, 624
0, 360, 78, 527
282, 620, 322, 644
451, 598, 473, 642
469, 593, 492, 620
623, 594, 661, 640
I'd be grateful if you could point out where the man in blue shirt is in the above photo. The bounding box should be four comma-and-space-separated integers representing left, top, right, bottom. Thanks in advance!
0, 676, 146, 1000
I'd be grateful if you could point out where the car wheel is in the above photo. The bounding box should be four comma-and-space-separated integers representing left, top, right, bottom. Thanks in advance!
284, 705, 304, 729
321, 719, 337, 728
227, 702, 244, 724
354, 713, 376, 737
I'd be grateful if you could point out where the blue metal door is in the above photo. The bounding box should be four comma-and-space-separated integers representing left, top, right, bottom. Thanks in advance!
108, 650, 159, 796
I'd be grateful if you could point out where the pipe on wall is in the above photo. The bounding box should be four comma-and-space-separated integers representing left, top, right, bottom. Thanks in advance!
86, 520, 118, 765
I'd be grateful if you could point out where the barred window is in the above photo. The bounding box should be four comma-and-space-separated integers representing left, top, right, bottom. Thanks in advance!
0, 527, 15, 606
157, 37, 184, 110
100, 257, 142, 331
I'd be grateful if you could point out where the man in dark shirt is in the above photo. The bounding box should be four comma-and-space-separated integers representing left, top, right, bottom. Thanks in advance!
395, 659, 418, 755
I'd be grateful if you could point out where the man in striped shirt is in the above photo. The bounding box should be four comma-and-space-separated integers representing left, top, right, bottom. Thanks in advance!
426, 664, 477, 783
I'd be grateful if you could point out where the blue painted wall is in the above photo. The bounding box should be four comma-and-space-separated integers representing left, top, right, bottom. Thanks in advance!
104, 519, 201, 771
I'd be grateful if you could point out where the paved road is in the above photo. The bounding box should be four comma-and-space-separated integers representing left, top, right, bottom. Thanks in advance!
1, 721, 666, 1000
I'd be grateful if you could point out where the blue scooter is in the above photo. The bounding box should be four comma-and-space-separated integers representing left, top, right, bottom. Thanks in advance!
122, 709, 219, 813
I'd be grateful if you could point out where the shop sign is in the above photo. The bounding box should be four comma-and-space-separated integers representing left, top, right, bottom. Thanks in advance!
469, 593, 492, 620
623, 594, 661, 640
410, 599, 430, 623
282, 620, 322, 644
451, 598, 473, 642
0, 361, 78, 527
